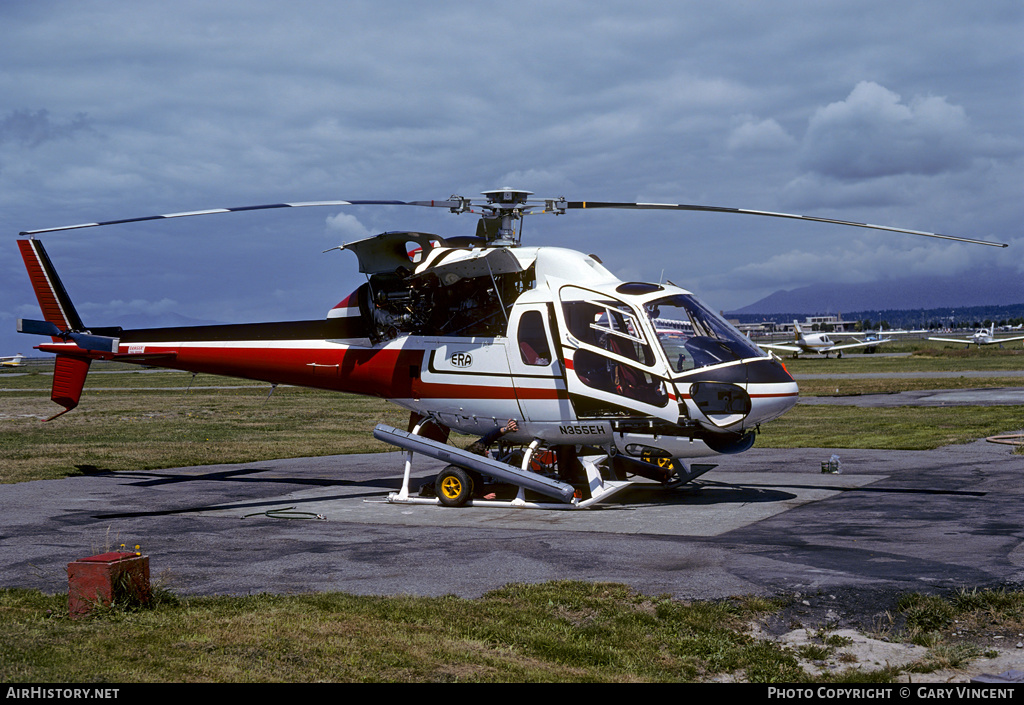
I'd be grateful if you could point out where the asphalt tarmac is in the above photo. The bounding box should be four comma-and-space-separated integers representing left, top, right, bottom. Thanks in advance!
2, 387, 1022, 609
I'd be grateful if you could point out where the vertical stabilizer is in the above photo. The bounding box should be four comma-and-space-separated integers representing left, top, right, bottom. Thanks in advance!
18, 239, 85, 335
48, 354, 91, 420
792, 320, 804, 343
18, 239, 94, 419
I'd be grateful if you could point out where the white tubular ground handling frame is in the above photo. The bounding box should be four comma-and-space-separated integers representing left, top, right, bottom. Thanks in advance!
372, 424, 635, 509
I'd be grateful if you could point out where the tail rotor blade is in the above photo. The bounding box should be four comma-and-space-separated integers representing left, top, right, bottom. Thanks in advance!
18, 318, 119, 353
17, 318, 62, 337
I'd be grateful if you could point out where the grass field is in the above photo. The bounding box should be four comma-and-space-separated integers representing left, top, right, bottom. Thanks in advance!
2, 581, 1022, 683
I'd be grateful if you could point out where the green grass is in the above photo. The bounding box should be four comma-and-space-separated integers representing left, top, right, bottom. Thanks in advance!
796, 375, 1024, 396
3, 388, 1021, 484
889, 588, 1024, 676
0, 582, 802, 683
3, 583, 1021, 683
758, 404, 1024, 450
0, 386, 410, 483
779, 341, 1024, 375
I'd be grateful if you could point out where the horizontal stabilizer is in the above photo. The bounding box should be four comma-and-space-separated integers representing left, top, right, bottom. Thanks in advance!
69, 333, 120, 353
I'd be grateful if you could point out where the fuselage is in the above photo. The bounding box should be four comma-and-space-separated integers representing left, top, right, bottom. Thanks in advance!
35, 242, 799, 462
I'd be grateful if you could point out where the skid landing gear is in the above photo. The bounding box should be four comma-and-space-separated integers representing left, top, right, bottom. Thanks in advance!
372, 424, 636, 509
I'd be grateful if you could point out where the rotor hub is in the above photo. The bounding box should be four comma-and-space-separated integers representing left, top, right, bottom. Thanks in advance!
479, 188, 534, 246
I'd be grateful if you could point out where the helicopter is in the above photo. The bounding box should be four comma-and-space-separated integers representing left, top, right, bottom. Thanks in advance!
15, 187, 1008, 509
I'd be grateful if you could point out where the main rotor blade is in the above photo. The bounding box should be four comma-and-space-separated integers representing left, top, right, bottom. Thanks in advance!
19, 199, 465, 236
564, 201, 1008, 248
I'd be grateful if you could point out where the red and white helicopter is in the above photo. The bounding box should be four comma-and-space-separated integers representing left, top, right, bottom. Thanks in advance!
15, 188, 1007, 508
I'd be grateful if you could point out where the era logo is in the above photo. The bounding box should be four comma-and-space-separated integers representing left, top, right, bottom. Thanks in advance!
449, 352, 473, 368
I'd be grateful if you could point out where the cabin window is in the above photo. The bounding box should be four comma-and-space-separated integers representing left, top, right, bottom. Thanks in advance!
517, 310, 552, 366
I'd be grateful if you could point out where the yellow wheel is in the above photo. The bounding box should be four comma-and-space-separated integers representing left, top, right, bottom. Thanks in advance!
641, 451, 677, 470
436, 466, 474, 507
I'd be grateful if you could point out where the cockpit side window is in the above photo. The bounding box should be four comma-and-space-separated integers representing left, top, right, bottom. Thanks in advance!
561, 295, 654, 367
572, 348, 669, 407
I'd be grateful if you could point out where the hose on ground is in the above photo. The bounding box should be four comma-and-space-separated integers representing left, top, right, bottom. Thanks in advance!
242, 506, 325, 520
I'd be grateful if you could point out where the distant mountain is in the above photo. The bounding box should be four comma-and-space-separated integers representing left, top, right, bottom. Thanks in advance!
730, 267, 1024, 315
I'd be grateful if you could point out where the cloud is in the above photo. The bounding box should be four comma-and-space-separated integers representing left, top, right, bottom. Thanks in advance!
727, 117, 796, 153
78, 298, 180, 318
1, 3, 1021, 356
705, 235, 1024, 297
798, 82, 982, 180
0, 109, 93, 147
325, 212, 373, 242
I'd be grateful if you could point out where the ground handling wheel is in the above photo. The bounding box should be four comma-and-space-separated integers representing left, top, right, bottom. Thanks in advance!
436, 465, 475, 507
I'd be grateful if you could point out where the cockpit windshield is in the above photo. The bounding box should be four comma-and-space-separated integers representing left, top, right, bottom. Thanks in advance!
646, 294, 765, 373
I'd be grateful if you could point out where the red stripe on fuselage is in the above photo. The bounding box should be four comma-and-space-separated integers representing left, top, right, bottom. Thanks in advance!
43, 340, 568, 401
158, 345, 426, 398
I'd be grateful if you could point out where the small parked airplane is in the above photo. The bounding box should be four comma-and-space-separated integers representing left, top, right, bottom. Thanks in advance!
760, 321, 892, 358
1, 354, 25, 367
928, 324, 1024, 348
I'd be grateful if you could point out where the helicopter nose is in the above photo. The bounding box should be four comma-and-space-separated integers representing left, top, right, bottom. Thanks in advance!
746, 381, 800, 426
686, 381, 752, 429
679, 378, 798, 432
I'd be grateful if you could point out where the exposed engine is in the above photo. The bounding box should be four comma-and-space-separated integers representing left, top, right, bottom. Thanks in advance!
362, 259, 535, 342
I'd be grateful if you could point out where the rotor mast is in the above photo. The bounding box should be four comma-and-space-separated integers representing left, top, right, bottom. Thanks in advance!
480, 188, 534, 246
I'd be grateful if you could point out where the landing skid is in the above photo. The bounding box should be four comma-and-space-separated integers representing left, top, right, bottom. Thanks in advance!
665, 463, 718, 488
373, 423, 632, 509
371, 424, 710, 510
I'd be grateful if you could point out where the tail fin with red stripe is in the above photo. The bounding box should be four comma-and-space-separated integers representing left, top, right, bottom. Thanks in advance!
16, 239, 100, 419
18, 238, 85, 335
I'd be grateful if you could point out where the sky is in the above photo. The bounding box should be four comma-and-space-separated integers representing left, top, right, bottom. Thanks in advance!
2, 0, 1022, 356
